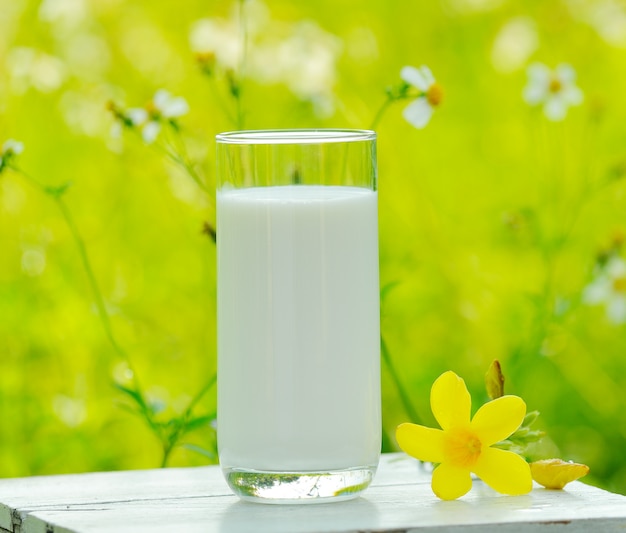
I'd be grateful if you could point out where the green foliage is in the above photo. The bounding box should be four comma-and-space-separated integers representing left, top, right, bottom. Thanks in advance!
115, 377, 216, 467
1, 0, 626, 497
495, 410, 546, 457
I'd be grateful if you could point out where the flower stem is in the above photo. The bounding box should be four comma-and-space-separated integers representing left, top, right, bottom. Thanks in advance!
234, 88, 244, 130
163, 127, 211, 195
370, 92, 420, 130
145, 133, 211, 195
381, 335, 421, 424
370, 95, 394, 130
160, 373, 217, 467
12, 168, 134, 364
57, 198, 132, 359
235, 0, 247, 130
11, 165, 216, 468
208, 76, 238, 126
186, 372, 217, 416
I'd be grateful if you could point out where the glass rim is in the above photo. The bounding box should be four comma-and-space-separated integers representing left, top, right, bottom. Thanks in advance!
215, 129, 376, 145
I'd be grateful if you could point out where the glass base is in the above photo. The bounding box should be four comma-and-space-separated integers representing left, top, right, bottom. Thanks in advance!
223, 465, 376, 504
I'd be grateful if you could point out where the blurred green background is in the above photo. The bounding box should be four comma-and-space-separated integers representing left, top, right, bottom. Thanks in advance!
2, 0, 626, 495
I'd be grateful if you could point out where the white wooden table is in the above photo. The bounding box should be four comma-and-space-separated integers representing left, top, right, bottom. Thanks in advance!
1, 454, 625, 533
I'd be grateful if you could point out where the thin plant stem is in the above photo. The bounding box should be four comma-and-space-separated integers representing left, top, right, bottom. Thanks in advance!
168, 150, 207, 192
141, 130, 210, 195
555, 115, 602, 251
156, 129, 218, 427
370, 96, 394, 130
381, 335, 421, 424
161, 443, 175, 468
57, 198, 131, 358
370, 93, 422, 130
186, 372, 217, 416
208, 76, 238, 126
160, 372, 218, 467
209, 0, 249, 130
233, 85, 245, 132
166, 131, 210, 194
522, 112, 600, 360
11, 165, 217, 467
12, 168, 134, 364
235, 0, 247, 129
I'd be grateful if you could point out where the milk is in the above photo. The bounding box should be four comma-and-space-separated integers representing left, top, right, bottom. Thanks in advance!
217, 185, 381, 472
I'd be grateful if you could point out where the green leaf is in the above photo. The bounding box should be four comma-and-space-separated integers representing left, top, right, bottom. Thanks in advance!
380, 281, 400, 303
180, 414, 216, 436
113, 382, 148, 411
182, 443, 218, 461
45, 182, 72, 198
523, 410, 540, 427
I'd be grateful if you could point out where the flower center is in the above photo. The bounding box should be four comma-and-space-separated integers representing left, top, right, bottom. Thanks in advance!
444, 428, 483, 468
613, 276, 626, 293
146, 101, 161, 120
549, 77, 563, 94
426, 83, 443, 107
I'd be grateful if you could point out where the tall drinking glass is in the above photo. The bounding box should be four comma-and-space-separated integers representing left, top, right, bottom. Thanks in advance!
216, 129, 380, 503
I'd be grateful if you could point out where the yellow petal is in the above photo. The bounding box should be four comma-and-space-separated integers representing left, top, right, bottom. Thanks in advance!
396, 423, 445, 463
530, 459, 590, 489
470, 395, 526, 446
432, 462, 472, 500
431, 371, 471, 430
473, 447, 532, 495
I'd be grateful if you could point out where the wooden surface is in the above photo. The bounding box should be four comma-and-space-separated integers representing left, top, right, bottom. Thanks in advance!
0, 453, 625, 533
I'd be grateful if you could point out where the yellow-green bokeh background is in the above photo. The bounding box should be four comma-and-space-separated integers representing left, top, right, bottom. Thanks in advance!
2, 0, 626, 494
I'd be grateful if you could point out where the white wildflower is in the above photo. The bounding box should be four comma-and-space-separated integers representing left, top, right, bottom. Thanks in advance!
126, 108, 148, 126
109, 121, 123, 140
189, 5, 341, 117
153, 89, 189, 119
400, 66, 443, 129
583, 256, 626, 324
141, 122, 161, 144
2, 140, 24, 156
119, 90, 189, 144
189, 0, 270, 68
523, 63, 583, 121
189, 18, 241, 69
0, 140, 24, 172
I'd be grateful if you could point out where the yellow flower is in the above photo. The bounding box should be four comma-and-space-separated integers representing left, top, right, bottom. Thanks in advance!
530, 459, 589, 489
396, 371, 532, 500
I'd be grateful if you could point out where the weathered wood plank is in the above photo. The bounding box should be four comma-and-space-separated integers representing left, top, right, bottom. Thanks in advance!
21, 478, 626, 533
1, 454, 625, 533
0, 464, 226, 531
0, 453, 425, 531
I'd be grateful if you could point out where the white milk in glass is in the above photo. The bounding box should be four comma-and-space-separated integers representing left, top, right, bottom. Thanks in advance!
217, 185, 380, 473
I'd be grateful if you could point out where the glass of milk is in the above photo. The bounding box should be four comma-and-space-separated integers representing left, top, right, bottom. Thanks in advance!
216, 130, 380, 503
